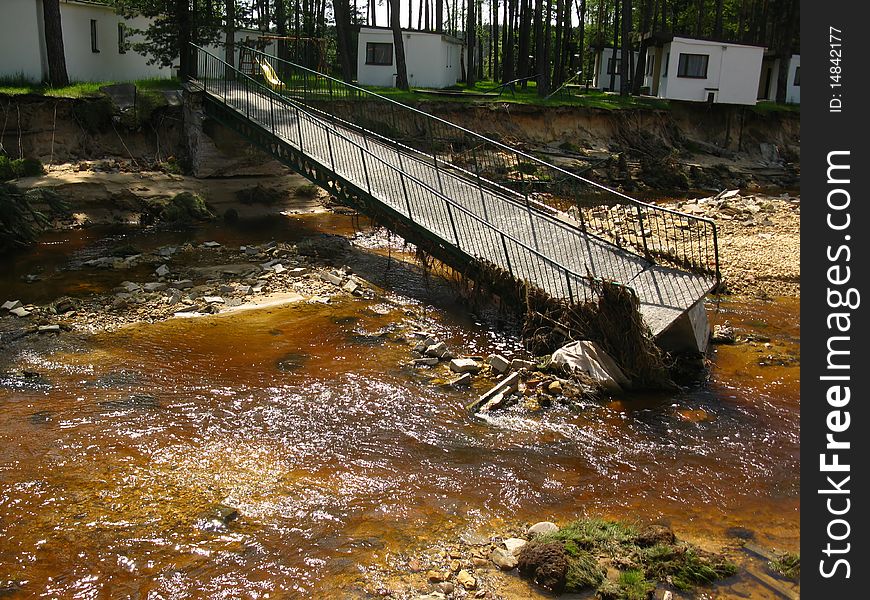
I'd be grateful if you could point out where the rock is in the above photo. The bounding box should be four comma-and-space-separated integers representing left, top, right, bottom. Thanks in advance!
196, 504, 240, 532
550, 341, 631, 393
157, 246, 177, 257
448, 373, 473, 387
172, 279, 194, 290
10, 307, 31, 318
143, 282, 168, 292
480, 393, 508, 413
504, 538, 527, 556
37, 325, 61, 333
546, 381, 563, 395
413, 337, 436, 353
287, 267, 308, 277
416, 593, 446, 600
486, 354, 510, 374
490, 547, 518, 570
517, 541, 568, 593
468, 372, 520, 411
2, 300, 22, 311
449, 358, 481, 374
413, 357, 440, 366
449, 559, 461, 572
155, 264, 171, 277
456, 570, 477, 590
426, 570, 447, 583
320, 271, 344, 286
119, 281, 141, 293
511, 358, 536, 371
272, 263, 287, 274
425, 342, 450, 359
202, 241, 221, 248
342, 280, 360, 294
203, 296, 225, 304
712, 321, 736, 344
437, 582, 454, 595
635, 524, 676, 547
527, 521, 559, 537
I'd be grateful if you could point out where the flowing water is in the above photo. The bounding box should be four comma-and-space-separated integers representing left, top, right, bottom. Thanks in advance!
0, 217, 799, 598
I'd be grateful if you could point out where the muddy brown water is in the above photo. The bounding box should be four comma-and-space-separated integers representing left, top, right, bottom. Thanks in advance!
0, 217, 798, 598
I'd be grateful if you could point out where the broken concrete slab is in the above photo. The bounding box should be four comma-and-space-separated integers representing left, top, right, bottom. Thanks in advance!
510, 358, 536, 371
203, 296, 225, 304
550, 340, 631, 393
143, 282, 168, 292
201, 241, 221, 248
10, 307, 31, 318
2, 300, 22, 311
486, 354, 510, 374
448, 373, 473, 387
342, 280, 360, 294
468, 372, 520, 411
37, 325, 61, 333
320, 272, 344, 286
449, 358, 481, 374
172, 279, 194, 290
155, 264, 171, 277
413, 357, 440, 366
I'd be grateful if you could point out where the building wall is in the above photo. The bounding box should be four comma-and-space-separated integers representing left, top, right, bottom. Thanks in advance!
0, 0, 48, 82
357, 28, 462, 89
592, 48, 639, 92
757, 54, 800, 104
60, 2, 170, 82
656, 37, 763, 105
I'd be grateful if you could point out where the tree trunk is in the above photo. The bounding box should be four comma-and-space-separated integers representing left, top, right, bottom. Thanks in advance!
609, 0, 618, 91
774, 0, 798, 103
465, 0, 476, 84
631, 0, 652, 94
552, 0, 564, 87
436, 0, 444, 31
42, 0, 69, 87
391, 0, 411, 88
517, 0, 531, 82
224, 0, 236, 78
177, 0, 192, 79
575, 0, 585, 83
713, 0, 723, 38
620, 0, 631, 95
334, 0, 355, 81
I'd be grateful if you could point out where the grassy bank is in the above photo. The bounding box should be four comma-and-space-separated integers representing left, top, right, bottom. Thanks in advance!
0, 77, 180, 98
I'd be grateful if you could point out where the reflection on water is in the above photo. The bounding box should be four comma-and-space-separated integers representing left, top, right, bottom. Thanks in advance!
0, 222, 799, 598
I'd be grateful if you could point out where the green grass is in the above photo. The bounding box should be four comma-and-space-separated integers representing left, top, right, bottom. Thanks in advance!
538, 518, 639, 553
769, 552, 800, 580
0, 77, 180, 98
752, 100, 801, 114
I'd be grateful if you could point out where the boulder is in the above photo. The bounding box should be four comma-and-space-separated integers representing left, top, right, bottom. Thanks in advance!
487, 354, 511, 374
504, 538, 527, 556
490, 547, 519, 570
527, 521, 559, 537
449, 358, 481, 374
550, 341, 631, 393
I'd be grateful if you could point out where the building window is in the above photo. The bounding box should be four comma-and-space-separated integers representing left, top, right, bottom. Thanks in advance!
118, 23, 126, 54
606, 57, 621, 75
90, 19, 99, 53
677, 53, 709, 78
794, 66, 800, 86
662, 52, 669, 77
365, 42, 393, 66
645, 54, 654, 75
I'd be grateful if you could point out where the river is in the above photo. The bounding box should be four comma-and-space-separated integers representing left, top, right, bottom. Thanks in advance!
0, 214, 799, 598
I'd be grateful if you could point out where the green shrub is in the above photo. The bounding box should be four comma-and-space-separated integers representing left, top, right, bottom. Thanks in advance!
160, 191, 215, 223
0, 156, 45, 181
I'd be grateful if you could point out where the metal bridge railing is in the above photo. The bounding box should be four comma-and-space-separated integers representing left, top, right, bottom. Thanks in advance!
221, 45, 719, 283
190, 46, 612, 305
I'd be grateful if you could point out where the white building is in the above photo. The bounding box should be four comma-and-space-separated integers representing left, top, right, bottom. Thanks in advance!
0, 0, 170, 83
592, 47, 640, 92
643, 36, 765, 105
758, 54, 800, 104
356, 26, 464, 89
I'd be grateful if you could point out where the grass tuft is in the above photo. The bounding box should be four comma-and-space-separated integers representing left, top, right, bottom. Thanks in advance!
769, 552, 800, 580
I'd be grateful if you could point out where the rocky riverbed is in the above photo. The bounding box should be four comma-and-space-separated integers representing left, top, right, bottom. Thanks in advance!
0, 165, 800, 600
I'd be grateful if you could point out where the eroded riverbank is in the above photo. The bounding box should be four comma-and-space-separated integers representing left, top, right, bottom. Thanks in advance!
0, 177, 799, 599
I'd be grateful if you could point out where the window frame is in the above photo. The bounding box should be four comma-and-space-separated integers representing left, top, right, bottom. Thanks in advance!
90, 19, 100, 53
677, 53, 709, 79
118, 23, 126, 54
365, 42, 393, 66
793, 65, 800, 86
606, 57, 621, 75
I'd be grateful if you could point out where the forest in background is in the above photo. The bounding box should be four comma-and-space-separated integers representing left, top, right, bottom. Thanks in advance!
38, 1, 799, 102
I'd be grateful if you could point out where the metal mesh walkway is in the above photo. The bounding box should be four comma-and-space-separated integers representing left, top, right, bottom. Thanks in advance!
189, 46, 718, 338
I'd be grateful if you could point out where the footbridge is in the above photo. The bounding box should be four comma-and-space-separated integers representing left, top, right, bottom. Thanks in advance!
188, 45, 719, 353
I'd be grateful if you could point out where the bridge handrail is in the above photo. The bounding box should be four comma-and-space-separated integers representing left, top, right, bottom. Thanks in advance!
197, 43, 719, 281
190, 46, 614, 304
